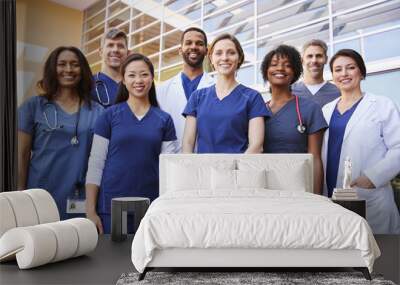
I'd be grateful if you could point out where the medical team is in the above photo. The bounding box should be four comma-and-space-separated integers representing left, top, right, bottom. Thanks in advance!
17, 27, 400, 234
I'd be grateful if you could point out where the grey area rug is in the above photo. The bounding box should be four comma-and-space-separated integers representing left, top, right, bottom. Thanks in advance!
116, 271, 396, 285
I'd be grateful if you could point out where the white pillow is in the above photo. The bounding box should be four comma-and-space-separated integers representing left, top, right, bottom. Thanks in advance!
236, 169, 267, 189
238, 159, 308, 191
166, 160, 235, 192
211, 168, 236, 190
210, 169, 267, 191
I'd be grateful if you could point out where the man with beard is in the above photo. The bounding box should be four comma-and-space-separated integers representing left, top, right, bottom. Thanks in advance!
91, 28, 129, 107
292, 39, 340, 107
157, 27, 214, 151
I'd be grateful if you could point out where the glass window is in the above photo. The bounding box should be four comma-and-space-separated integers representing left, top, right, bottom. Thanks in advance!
333, 2, 400, 41
364, 29, 400, 62
132, 38, 160, 57
333, 39, 361, 54
149, 54, 160, 71
204, 0, 243, 15
210, 20, 254, 43
83, 38, 101, 55
108, 1, 129, 19
131, 14, 158, 30
130, 22, 161, 47
361, 70, 400, 107
162, 29, 183, 50
90, 62, 102, 74
257, 21, 329, 61
257, 62, 264, 85
257, 0, 328, 39
86, 52, 101, 65
243, 44, 255, 64
165, 0, 199, 12
83, 25, 104, 43
203, 0, 253, 34
237, 65, 254, 86
84, 10, 106, 31
332, 0, 383, 13
160, 64, 183, 81
166, 1, 201, 21
161, 46, 181, 68
107, 8, 130, 28
85, 0, 106, 19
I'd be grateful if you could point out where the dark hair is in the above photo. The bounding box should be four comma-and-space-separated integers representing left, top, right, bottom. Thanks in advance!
181, 27, 208, 47
260, 44, 303, 84
329, 49, 366, 79
208, 33, 244, 70
115, 53, 159, 107
102, 27, 128, 47
36, 46, 93, 107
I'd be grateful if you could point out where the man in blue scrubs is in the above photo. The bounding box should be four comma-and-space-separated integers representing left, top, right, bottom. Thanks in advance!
91, 28, 128, 107
292, 39, 340, 107
157, 27, 214, 151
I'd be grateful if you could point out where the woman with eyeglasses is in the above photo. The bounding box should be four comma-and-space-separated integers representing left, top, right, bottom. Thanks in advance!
85, 53, 178, 234
18, 46, 104, 219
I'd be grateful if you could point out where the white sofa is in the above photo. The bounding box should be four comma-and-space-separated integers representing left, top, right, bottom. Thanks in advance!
0, 189, 98, 269
132, 154, 380, 281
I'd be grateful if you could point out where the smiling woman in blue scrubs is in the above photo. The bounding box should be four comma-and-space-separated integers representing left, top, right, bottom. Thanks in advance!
260, 45, 327, 194
85, 53, 178, 234
182, 33, 270, 153
18, 46, 104, 220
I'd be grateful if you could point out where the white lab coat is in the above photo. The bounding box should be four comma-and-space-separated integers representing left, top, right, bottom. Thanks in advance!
156, 72, 214, 152
322, 92, 400, 234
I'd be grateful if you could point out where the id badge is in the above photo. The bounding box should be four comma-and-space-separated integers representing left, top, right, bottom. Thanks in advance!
66, 198, 86, 214
66, 184, 86, 214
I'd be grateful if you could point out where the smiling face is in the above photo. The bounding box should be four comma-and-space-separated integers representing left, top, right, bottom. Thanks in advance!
122, 60, 153, 99
332, 56, 363, 92
56, 50, 81, 88
302, 45, 327, 79
179, 31, 207, 68
100, 37, 128, 69
265, 54, 294, 88
210, 39, 240, 76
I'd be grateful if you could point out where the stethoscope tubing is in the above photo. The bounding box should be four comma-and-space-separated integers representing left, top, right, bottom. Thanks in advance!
95, 73, 110, 106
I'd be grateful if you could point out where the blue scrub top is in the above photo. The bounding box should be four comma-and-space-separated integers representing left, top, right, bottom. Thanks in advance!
183, 84, 271, 153
18, 96, 104, 219
292, 81, 340, 108
91, 72, 120, 108
264, 96, 327, 153
181, 73, 203, 100
326, 98, 363, 197
95, 102, 176, 215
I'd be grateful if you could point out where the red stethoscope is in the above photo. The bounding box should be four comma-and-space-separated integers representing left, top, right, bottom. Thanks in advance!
294, 95, 306, 134
267, 95, 306, 134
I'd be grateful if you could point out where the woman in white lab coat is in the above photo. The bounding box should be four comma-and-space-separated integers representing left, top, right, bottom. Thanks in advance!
322, 49, 400, 234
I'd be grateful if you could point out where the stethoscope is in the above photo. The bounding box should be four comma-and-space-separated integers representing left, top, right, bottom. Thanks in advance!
43, 100, 81, 146
267, 95, 306, 134
95, 73, 110, 106
295, 95, 306, 134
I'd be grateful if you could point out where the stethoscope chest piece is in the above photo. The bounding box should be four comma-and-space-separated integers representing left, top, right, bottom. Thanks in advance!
70, 136, 79, 146
297, 124, 306, 134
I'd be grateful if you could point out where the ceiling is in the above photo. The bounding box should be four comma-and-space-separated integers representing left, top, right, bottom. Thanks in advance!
50, 0, 99, 11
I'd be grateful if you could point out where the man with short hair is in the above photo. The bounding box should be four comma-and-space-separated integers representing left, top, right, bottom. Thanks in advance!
157, 27, 214, 151
292, 39, 340, 107
91, 28, 129, 107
